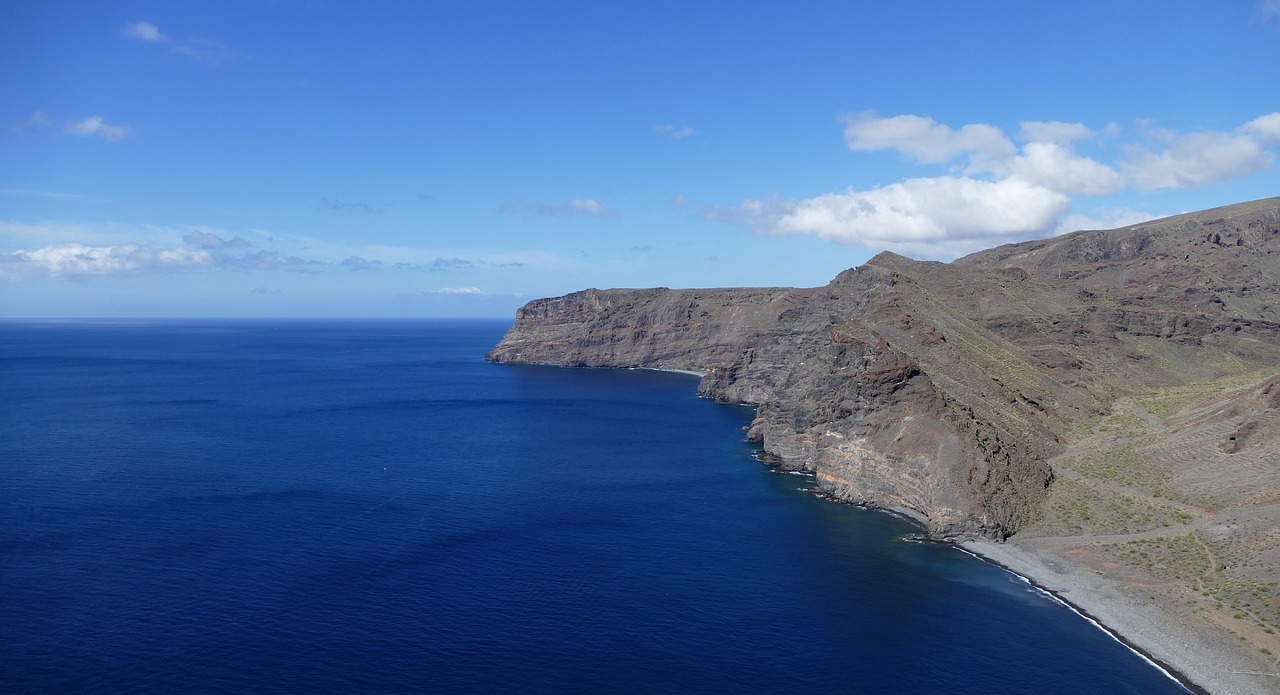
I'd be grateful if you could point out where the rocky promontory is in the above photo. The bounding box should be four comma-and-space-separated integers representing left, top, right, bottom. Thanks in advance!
490, 196, 1280, 691
488, 198, 1280, 540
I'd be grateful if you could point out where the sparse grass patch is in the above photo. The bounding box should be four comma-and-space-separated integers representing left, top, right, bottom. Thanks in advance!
1041, 476, 1189, 535
1104, 532, 1280, 630
1101, 533, 1213, 583
1132, 366, 1280, 417
1059, 444, 1175, 494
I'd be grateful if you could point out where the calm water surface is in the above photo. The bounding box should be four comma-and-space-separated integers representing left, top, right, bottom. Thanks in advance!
0, 319, 1189, 693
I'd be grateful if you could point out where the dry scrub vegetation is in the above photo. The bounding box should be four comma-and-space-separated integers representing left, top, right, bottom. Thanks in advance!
1020, 371, 1280, 660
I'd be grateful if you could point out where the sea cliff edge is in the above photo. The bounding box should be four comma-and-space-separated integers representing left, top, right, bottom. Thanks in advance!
488, 197, 1280, 693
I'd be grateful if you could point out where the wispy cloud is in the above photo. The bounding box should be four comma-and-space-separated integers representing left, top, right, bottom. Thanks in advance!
1, 221, 574, 281
320, 198, 386, 214
64, 116, 131, 141
341, 256, 383, 271
0, 242, 306, 280
399, 286, 512, 299
1, 221, 224, 249
1, 244, 213, 279
0, 188, 81, 200
285, 234, 571, 271
501, 198, 619, 218
654, 124, 696, 140
426, 257, 476, 271
1256, 0, 1280, 27
121, 21, 168, 43
183, 230, 251, 250
10, 111, 50, 134
169, 38, 235, 67
120, 20, 235, 66
339, 256, 484, 273
706, 111, 1280, 260
0, 228, 301, 280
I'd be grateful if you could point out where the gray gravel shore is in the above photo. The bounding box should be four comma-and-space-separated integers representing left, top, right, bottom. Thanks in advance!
963, 539, 1280, 695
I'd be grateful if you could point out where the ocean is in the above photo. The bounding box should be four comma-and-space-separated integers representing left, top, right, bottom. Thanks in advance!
0, 319, 1190, 693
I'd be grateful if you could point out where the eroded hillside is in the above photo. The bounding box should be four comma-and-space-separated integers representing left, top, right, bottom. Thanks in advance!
487, 198, 1280, 543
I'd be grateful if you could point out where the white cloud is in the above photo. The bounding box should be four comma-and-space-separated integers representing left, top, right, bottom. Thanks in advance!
0, 226, 309, 280
708, 176, 1070, 260
841, 112, 1016, 166
839, 112, 1280, 195
121, 20, 234, 66
2, 243, 213, 279
121, 21, 168, 43
1017, 121, 1095, 144
64, 116, 131, 141
434, 286, 485, 295
655, 124, 696, 140
708, 111, 1280, 259
1240, 112, 1280, 145
0, 221, 573, 281
1122, 130, 1272, 189
1053, 208, 1158, 235
564, 198, 616, 216
1010, 142, 1124, 196
502, 198, 619, 218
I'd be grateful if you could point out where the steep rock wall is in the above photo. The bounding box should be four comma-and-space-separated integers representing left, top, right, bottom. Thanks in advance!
487, 198, 1280, 541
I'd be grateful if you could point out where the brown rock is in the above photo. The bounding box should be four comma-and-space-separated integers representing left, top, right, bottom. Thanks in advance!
488, 197, 1280, 541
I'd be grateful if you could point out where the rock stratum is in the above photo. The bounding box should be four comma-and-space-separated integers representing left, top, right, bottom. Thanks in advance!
488, 198, 1280, 541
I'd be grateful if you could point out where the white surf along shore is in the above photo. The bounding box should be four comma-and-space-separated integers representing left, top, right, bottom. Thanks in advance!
639, 362, 1278, 694
962, 539, 1277, 695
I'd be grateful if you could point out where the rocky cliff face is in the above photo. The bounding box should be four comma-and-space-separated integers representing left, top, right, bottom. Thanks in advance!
483, 286, 801, 370
487, 198, 1280, 540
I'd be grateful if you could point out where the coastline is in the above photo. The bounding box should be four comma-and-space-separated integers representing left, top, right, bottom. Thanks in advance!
484, 200, 1280, 694
690, 366, 1276, 694
642, 366, 708, 377
962, 539, 1276, 695
505, 362, 1279, 692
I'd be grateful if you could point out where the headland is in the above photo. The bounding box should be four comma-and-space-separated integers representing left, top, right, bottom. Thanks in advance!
488, 198, 1280, 693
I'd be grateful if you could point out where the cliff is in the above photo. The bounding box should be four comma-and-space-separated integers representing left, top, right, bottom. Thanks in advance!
486, 197, 1280, 541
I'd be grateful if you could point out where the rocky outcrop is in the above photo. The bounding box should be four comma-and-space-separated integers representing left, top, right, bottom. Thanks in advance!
483, 286, 804, 370
487, 198, 1280, 540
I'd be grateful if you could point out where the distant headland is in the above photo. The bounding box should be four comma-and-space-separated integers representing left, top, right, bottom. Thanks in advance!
489, 197, 1280, 693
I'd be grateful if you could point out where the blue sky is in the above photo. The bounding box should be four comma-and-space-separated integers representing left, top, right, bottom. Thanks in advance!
3, 1, 1279, 318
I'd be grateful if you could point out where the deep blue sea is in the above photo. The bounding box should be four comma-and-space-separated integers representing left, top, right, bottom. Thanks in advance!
1, 319, 1191, 694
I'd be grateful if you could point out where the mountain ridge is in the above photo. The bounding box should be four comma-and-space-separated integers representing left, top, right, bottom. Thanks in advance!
488, 197, 1280, 687
488, 197, 1280, 541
